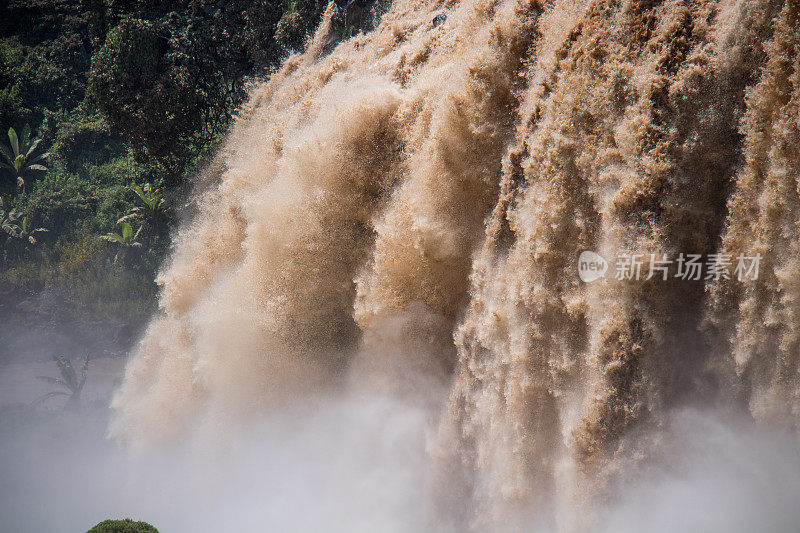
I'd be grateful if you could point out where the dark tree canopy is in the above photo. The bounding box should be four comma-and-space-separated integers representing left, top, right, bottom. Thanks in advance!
0, 0, 330, 360
85, 0, 328, 179
87, 18, 206, 178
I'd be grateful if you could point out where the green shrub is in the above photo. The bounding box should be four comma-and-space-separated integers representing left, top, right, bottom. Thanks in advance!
0, 35, 88, 134
51, 114, 125, 172
86, 519, 159, 533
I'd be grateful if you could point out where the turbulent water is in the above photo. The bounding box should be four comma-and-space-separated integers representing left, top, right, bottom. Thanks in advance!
110, 0, 800, 530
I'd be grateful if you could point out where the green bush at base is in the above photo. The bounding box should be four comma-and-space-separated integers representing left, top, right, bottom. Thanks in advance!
87, 519, 159, 533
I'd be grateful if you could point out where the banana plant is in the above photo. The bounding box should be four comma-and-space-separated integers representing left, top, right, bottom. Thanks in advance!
8, 214, 47, 244
118, 182, 167, 225
0, 201, 21, 238
101, 221, 143, 263
34, 354, 90, 408
0, 125, 50, 194
132, 182, 165, 218
1, 199, 47, 245
18, 214, 48, 244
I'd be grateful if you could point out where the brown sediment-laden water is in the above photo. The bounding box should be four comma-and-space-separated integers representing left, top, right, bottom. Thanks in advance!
109, 0, 800, 529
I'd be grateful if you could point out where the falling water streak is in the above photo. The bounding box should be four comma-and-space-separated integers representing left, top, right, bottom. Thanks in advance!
710, 0, 800, 436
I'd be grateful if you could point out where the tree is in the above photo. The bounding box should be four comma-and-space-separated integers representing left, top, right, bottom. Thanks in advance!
86, 0, 306, 181
86, 11, 263, 179
101, 221, 143, 263
87, 18, 204, 178
0, 125, 49, 194
34, 354, 90, 409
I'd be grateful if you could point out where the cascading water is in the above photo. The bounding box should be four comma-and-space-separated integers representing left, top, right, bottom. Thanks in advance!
109, 0, 800, 530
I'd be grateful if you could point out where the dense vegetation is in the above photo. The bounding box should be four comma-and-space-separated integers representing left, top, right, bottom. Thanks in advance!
0, 0, 328, 360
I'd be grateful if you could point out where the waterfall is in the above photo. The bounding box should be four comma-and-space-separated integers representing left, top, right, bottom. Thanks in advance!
110, 0, 800, 529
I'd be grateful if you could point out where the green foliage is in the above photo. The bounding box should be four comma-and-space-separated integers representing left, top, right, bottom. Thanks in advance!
34, 354, 90, 408
0, 46, 32, 130
2, 210, 47, 244
101, 221, 143, 264
0, 0, 332, 360
87, 18, 206, 178
126, 182, 165, 221
0, 124, 49, 193
102, 221, 142, 247
17, 213, 47, 244
0, 42, 74, 132
118, 181, 169, 239
132, 183, 163, 215
51, 114, 125, 172
0, 197, 46, 263
23, 163, 129, 242
0, 0, 93, 132
87, 519, 159, 533
86, 0, 330, 179
0, 199, 21, 237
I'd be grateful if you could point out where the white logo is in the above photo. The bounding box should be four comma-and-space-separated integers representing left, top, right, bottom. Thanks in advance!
578, 251, 608, 282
